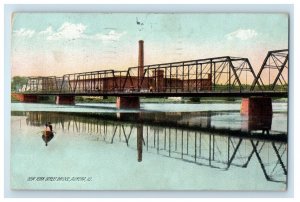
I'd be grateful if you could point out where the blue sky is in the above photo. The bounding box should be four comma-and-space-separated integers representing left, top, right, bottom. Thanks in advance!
11, 13, 288, 77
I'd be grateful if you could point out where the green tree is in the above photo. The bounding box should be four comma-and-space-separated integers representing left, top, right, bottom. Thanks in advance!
11, 76, 28, 92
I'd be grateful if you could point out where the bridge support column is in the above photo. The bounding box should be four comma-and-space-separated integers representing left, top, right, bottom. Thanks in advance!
55, 95, 75, 105
241, 97, 272, 116
12, 93, 38, 103
116, 96, 140, 109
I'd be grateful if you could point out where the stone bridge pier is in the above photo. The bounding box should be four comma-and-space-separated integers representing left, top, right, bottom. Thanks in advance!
55, 95, 75, 105
240, 97, 273, 116
116, 96, 140, 109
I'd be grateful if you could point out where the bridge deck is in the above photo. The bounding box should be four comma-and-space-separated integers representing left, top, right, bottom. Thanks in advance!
21, 91, 288, 98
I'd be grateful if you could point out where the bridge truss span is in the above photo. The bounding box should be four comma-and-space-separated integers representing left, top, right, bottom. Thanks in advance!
22, 55, 259, 96
251, 49, 288, 91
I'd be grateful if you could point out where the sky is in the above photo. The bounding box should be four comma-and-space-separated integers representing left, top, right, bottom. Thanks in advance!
11, 13, 288, 77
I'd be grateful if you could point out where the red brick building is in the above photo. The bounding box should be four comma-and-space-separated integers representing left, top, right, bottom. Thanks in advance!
65, 71, 212, 92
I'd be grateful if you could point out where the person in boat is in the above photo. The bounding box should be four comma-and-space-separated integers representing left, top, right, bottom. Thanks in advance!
43, 122, 54, 146
45, 122, 53, 132
47, 122, 53, 132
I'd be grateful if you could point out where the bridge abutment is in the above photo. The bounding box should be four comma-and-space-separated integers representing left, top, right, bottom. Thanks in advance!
241, 97, 272, 116
55, 95, 75, 105
12, 93, 39, 103
116, 96, 140, 109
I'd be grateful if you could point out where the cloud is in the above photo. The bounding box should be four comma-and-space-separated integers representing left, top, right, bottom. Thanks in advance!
38, 22, 126, 42
14, 22, 126, 43
226, 29, 258, 40
46, 22, 87, 40
13, 28, 35, 38
91, 30, 126, 42
38, 26, 54, 35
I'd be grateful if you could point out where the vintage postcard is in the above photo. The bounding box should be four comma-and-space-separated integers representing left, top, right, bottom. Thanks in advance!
10, 13, 288, 190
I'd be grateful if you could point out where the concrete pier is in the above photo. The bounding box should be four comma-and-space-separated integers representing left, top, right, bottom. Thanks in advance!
116, 96, 140, 109
55, 95, 75, 105
241, 97, 272, 116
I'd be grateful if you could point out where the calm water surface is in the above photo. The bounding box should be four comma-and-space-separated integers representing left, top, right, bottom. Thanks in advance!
11, 102, 288, 190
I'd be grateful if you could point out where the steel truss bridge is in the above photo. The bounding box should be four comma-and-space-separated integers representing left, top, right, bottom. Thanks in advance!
19, 49, 288, 98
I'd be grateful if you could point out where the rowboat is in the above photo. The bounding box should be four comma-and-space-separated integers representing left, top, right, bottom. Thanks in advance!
42, 131, 54, 146
42, 130, 53, 136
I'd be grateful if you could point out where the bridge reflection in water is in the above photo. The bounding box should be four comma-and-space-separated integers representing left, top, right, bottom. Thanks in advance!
17, 111, 287, 184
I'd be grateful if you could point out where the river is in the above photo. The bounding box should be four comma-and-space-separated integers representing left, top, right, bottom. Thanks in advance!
10, 102, 288, 190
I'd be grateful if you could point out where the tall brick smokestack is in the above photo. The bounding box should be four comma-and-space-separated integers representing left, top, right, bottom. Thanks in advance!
138, 40, 144, 88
